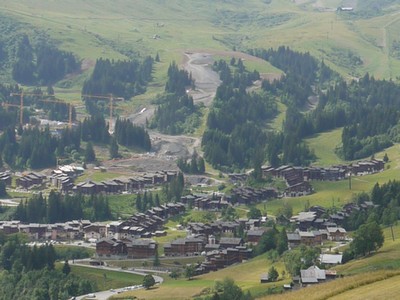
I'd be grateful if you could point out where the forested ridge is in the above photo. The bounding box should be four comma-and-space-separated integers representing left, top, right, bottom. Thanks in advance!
82, 57, 153, 116
249, 46, 400, 164
202, 58, 276, 170
150, 62, 202, 135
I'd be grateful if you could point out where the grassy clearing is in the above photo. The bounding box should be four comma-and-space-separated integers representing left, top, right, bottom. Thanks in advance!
106, 194, 136, 218
116, 253, 289, 299
305, 128, 344, 166
75, 171, 127, 184
269, 101, 287, 131
67, 265, 143, 291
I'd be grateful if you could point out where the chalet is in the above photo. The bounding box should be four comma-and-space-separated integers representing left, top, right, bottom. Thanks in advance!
260, 274, 270, 283
164, 236, 205, 256
327, 227, 347, 241
291, 211, 317, 231
219, 237, 243, 249
287, 232, 301, 249
102, 180, 124, 194
246, 229, 267, 245
301, 266, 326, 285
83, 223, 107, 241
126, 239, 157, 259
201, 247, 252, 272
106, 221, 126, 239
299, 231, 320, 246
74, 181, 98, 194
19, 224, 48, 240
319, 254, 342, 265
285, 181, 313, 197
96, 238, 126, 257
16, 172, 46, 189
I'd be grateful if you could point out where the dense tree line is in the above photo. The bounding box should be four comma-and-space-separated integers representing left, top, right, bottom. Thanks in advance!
82, 56, 153, 115
12, 35, 80, 85
14, 191, 112, 223
0, 234, 94, 300
115, 118, 151, 151
202, 59, 277, 169
253, 226, 288, 256
177, 153, 206, 174
136, 173, 185, 212
251, 46, 321, 108
150, 93, 202, 134
252, 46, 400, 162
35, 100, 76, 123
344, 180, 400, 231
0, 125, 81, 169
165, 61, 194, 96
0, 113, 151, 169
81, 115, 110, 144
150, 62, 201, 134
0, 126, 57, 169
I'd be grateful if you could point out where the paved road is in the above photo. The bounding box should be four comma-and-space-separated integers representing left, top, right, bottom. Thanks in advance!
72, 261, 164, 300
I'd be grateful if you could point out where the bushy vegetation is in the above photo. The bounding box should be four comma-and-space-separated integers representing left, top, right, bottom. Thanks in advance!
14, 191, 113, 223
0, 234, 94, 300
177, 153, 206, 174
114, 118, 151, 151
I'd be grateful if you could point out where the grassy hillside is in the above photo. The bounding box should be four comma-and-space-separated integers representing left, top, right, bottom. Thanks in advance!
1, 0, 400, 88
67, 265, 143, 291
113, 253, 288, 300
263, 224, 400, 300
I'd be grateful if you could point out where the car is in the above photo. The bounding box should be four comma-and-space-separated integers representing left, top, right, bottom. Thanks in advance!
86, 294, 96, 298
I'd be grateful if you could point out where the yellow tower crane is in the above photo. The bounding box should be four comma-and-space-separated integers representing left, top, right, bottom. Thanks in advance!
81, 94, 124, 133
9, 92, 55, 125
39, 98, 74, 129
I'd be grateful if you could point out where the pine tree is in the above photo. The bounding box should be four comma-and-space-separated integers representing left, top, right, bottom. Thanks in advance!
198, 157, 205, 174
84, 142, 96, 163
136, 194, 142, 212
109, 137, 119, 159
62, 260, 71, 275
268, 266, 279, 282
153, 250, 160, 267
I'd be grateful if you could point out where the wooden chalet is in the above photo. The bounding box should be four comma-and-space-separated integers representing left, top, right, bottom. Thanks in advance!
164, 236, 205, 256
126, 239, 157, 258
